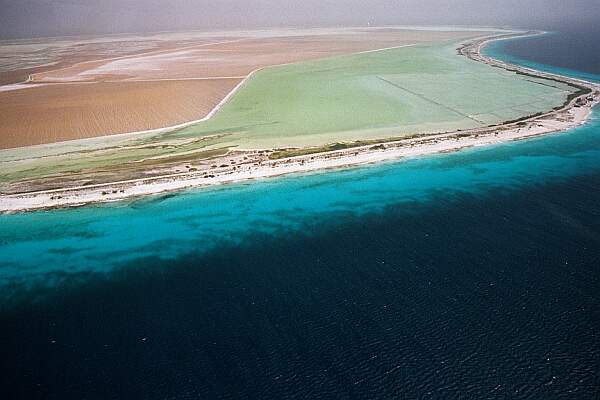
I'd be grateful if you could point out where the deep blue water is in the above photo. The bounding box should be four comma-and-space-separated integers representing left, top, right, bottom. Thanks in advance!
1, 31, 600, 399
485, 26, 600, 82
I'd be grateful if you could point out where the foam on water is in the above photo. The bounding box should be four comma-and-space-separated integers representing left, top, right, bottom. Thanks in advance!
484, 32, 600, 83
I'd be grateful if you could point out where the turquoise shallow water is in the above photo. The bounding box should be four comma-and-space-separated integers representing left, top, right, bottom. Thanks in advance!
1, 108, 599, 301
1, 34, 599, 299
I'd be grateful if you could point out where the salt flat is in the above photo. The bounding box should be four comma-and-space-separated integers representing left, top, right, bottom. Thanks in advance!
173, 39, 572, 149
0, 28, 479, 148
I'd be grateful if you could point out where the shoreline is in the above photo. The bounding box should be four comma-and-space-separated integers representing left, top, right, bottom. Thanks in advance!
1, 32, 599, 214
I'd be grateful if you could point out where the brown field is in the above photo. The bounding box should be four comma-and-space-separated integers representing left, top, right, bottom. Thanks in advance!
0, 79, 240, 148
0, 28, 485, 149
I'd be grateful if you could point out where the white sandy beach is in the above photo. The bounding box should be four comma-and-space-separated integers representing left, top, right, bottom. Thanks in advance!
1, 32, 599, 213
0, 101, 596, 214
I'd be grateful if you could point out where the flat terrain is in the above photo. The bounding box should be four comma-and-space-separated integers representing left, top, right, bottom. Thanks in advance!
0, 34, 208, 85
0, 79, 241, 148
0, 28, 482, 148
175, 41, 573, 149
0, 30, 585, 196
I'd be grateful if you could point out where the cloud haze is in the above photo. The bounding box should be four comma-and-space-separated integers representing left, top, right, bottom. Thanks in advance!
1, 0, 598, 39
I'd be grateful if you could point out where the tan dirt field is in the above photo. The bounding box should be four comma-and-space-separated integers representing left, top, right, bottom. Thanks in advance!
0, 79, 240, 148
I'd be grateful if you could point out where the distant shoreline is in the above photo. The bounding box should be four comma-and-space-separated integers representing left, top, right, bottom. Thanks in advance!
1, 32, 599, 214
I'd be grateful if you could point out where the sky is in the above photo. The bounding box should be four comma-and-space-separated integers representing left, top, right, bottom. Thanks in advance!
1, 0, 599, 39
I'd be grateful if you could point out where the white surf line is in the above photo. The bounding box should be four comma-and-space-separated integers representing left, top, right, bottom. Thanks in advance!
473, 32, 599, 89
2, 103, 594, 213
4, 36, 598, 212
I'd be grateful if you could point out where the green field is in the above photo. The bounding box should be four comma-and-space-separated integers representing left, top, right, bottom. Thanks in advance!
171, 40, 573, 149
0, 38, 578, 186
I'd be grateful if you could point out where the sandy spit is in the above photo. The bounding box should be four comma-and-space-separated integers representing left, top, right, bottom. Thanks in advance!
1, 33, 599, 214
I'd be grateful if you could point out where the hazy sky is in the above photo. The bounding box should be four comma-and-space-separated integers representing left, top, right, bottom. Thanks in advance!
1, 0, 599, 39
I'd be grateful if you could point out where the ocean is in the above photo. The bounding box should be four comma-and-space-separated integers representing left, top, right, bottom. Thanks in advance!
1, 30, 599, 399
486, 25, 600, 81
